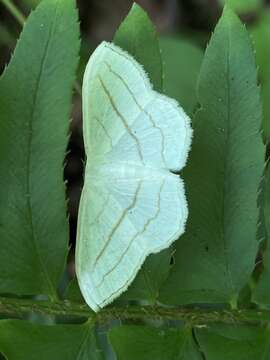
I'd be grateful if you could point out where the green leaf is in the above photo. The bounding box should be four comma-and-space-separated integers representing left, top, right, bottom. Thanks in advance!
196, 324, 270, 360
160, 7, 265, 306
250, 12, 270, 141
112, 2, 170, 304
119, 248, 173, 303
113, 3, 163, 91
219, 0, 263, 13
64, 277, 85, 304
22, 0, 41, 8
160, 36, 203, 115
0, 0, 80, 298
109, 325, 202, 360
0, 320, 103, 360
253, 165, 270, 305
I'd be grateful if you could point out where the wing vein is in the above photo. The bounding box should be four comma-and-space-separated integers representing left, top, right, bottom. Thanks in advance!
93, 116, 113, 149
89, 193, 110, 227
98, 75, 144, 163
103, 44, 149, 87
103, 61, 166, 165
93, 180, 143, 268
95, 179, 165, 288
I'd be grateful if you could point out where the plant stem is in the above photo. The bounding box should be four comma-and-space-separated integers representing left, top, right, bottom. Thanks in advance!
0, 0, 26, 26
0, 296, 270, 326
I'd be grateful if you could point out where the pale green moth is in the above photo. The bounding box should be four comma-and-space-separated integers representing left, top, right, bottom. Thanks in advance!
75, 41, 192, 312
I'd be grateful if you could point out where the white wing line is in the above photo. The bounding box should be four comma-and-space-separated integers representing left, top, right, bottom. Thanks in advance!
104, 44, 149, 88
89, 193, 110, 227
92, 180, 143, 268
93, 116, 113, 149
103, 61, 166, 166
98, 275, 134, 308
98, 76, 144, 164
94, 178, 165, 288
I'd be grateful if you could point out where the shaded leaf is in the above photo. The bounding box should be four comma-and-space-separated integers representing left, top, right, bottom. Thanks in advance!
109, 325, 202, 360
119, 249, 173, 304
196, 324, 270, 360
253, 165, 270, 305
250, 12, 270, 141
0, 320, 103, 360
65, 277, 85, 304
22, 0, 41, 9
0, 0, 80, 298
114, 3, 163, 91
160, 7, 264, 305
219, 0, 263, 13
160, 36, 203, 115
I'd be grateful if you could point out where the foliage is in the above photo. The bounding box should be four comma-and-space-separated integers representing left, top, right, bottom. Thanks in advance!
0, 0, 269, 359
250, 11, 270, 141
160, 37, 203, 116
219, 0, 263, 13
109, 325, 202, 360
0, 320, 103, 360
0, 0, 80, 299
196, 324, 270, 359
159, 5, 265, 307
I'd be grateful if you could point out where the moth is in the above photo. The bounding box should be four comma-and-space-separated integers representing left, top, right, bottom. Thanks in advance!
75, 41, 192, 312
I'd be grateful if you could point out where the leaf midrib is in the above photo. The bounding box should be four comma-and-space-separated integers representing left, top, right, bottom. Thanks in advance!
26, 2, 59, 300
76, 324, 92, 359
222, 22, 236, 299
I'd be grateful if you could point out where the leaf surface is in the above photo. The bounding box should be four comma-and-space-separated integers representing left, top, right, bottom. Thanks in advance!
253, 165, 270, 305
0, 0, 80, 298
119, 249, 173, 304
109, 325, 202, 360
160, 7, 265, 306
64, 277, 84, 304
196, 324, 270, 360
114, 3, 162, 91
219, 0, 263, 12
160, 36, 203, 115
250, 12, 270, 141
0, 320, 103, 360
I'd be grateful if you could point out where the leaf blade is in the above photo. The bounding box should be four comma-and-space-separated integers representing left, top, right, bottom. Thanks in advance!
252, 165, 270, 305
196, 324, 270, 360
0, 320, 103, 360
109, 325, 202, 360
0, 0, 80, 298
219, 0, 263, 13
250, 12, 270, 141
114, 3, 163, 92
160, 7, 265, 305
160, 36, 203, 116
